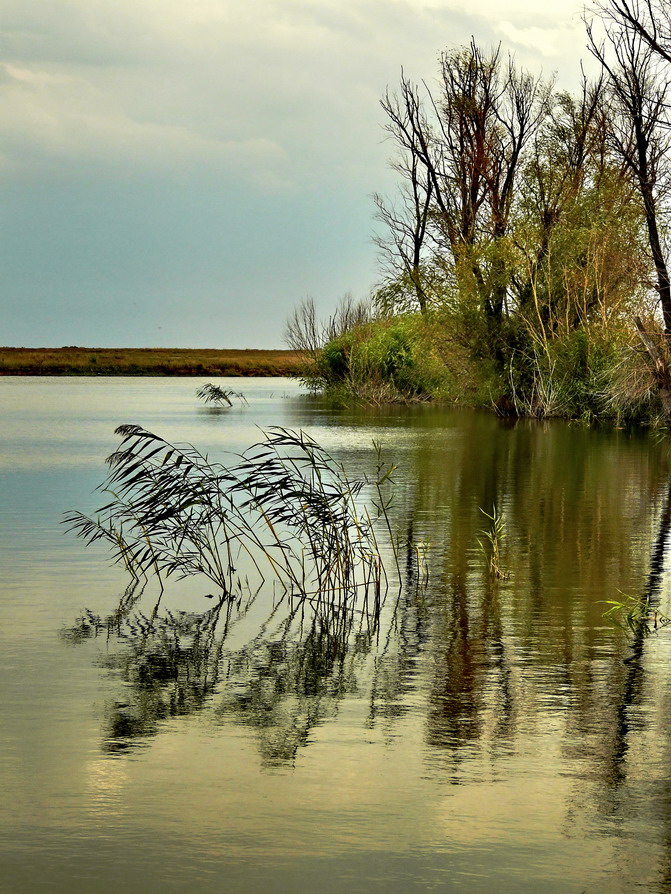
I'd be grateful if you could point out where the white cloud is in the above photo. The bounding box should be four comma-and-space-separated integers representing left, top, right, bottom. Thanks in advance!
1, 0, 589, 189
497, 20, 583, 60
0, 58, 292, 187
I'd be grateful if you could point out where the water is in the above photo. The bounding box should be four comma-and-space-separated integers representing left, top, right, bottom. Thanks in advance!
2, 376, 671, 893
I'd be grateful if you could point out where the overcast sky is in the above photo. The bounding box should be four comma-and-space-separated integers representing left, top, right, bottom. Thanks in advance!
1, 0, 596, 349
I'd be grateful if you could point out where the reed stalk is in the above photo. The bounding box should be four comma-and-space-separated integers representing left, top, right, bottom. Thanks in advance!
65, 425, 398, 608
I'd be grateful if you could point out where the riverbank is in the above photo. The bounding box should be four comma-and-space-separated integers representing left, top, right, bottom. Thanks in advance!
0, 347, 303, 376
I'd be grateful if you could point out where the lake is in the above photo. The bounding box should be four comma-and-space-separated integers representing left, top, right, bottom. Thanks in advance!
2, 376, 671, 893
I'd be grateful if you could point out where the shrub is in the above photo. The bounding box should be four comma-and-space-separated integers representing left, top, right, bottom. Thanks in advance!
314, 315, 451, 401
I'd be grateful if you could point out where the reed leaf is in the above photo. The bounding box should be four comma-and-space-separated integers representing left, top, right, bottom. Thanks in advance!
65, 426, 396, 605
196, 383, 248, 407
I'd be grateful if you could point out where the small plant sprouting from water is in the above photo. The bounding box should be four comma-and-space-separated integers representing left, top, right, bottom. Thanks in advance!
476, 505, 509, 580
602, 592, 671, 637
64, 425, 399, 607
196, 383, 248, 407
414, 539, 431, 590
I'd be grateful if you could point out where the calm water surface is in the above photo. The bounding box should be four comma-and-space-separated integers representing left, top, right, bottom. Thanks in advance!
2, 377, 671, 893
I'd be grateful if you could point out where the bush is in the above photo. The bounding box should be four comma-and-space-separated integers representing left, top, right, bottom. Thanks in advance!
314, 315, 450, 401
500, 326, 651, 422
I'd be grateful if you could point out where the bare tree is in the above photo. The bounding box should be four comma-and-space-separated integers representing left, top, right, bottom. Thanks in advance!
284, 297, 322, 355
377, 74, 439, 314
596, 0, 671, 65
284, 295, 373, 356
378, 42, 549, 337
588, 13, 671, 332
372, 163, 433, 314
372, 188, 432, 315
588, 3, 671, 419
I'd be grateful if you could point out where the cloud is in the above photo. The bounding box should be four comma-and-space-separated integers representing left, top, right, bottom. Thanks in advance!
0, 0, 593, 348
0, 0, 523, 188
497, 19, 583, 61
0, 59, 292, 187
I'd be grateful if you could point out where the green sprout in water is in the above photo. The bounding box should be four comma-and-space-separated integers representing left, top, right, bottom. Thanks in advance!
476, 505, 509, 580
602, 592, 671, 637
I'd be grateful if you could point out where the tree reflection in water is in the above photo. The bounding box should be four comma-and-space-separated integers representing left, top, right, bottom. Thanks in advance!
62, 409, 671, 876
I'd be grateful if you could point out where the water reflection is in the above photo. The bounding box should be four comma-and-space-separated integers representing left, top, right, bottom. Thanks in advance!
65, 412, 671, 771
64, 578, 395, 765
55, 403, 671, 890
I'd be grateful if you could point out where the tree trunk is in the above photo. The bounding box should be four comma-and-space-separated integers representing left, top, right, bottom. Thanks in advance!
639, 185, 671, 334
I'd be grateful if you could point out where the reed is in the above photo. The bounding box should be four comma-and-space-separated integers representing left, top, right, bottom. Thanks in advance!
196, 383, 248, 407
602, 593, 671, 636
476, 505, 509, 580
65, 426, 398, 608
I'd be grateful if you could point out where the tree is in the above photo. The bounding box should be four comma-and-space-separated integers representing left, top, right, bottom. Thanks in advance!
588, 3, 671, 419
588, 10, 671, 333
596, 0, 671, 65
377, 41, 549, 363
284, 295, 372, 355
375, 74, 434, 314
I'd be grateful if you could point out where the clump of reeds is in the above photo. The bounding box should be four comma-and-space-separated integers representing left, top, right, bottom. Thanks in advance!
476, 505, 509, 580
197, 383, 248, 407
64, 425, 395, 608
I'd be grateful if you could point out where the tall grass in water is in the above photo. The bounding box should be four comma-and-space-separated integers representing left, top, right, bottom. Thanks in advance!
196, 383, 248, 407
476, 506, 509, 580
65, 426, 396, 609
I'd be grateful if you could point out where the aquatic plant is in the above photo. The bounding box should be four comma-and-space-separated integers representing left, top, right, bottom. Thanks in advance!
196, 383, 248, 407
476, 505, 509, 580
64, 425, 395, 607
602, 593, 671, 637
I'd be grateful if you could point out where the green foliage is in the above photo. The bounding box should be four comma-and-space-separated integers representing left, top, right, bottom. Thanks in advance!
502, 328, 624, 420
602, 593, 671, 636
313, 315, 451, 401
317, 337, 351, 383
295, 42, 664, 420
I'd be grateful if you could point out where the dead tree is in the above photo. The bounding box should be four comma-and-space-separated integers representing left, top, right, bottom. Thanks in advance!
597, 0, 671, 65
376, 75, 435, 314
378, 42, 547, 342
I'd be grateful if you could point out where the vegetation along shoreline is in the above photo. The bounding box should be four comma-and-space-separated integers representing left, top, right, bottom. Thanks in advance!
0, 347, 304, 377
286, 4, 671, 428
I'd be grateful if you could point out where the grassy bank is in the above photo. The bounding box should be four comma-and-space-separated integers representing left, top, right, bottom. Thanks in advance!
0, 347, 304, 377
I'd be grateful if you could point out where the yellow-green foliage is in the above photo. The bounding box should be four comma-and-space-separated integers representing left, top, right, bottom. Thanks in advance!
315, 315, 451, 401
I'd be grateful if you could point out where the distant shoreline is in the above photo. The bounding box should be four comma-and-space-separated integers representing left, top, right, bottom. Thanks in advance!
0, 347, 304, 377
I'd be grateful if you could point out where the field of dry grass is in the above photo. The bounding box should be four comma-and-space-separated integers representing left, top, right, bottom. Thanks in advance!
0, 347, 304, 377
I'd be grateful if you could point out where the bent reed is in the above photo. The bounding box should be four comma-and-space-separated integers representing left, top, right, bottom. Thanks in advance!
65, 426, 398, 610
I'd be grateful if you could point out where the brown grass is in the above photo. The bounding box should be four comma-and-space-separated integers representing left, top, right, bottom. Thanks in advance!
0, 347, 304, 377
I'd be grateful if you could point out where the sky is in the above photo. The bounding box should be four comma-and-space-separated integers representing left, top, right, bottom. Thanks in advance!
1, 0, 597, 349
